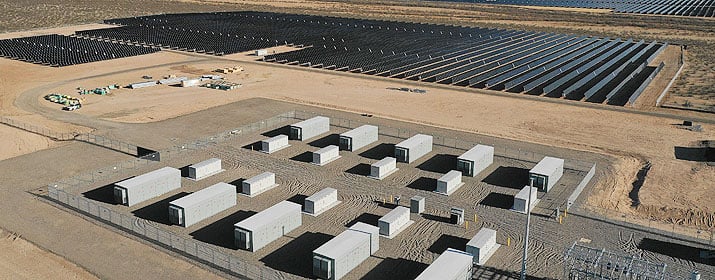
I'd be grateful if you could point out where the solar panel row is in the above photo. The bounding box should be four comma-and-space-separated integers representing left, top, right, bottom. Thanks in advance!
430, 0, 715, 17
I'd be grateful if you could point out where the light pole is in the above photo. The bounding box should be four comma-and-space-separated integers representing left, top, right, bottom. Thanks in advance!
520, 178, 534, 280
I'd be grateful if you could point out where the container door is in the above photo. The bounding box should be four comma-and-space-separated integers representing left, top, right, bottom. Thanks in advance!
235, 229, 251, 250
290, 127, 302, 140
113, 187, 127, 205
395, 147, 408, 163
457, 160, 473, 176
339, 136, 351, 151
313, 256, 332, 279
530, 174, 547, 191
168, 206, 183, 226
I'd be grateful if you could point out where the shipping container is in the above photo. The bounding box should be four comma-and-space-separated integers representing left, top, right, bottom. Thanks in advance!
529, 156, 564, 192
466, 227, 499, 265
313, 222, 379, 280
313, 145, 341, 166
436, 170, 464, 195
113, 167, 181, 206
415, 248, 473, 280
234, 201, 302, 252
512, 186, 538, 213
378, 206, 412, 238
290, 116, 330, 141
394, 134, 433, 163
369, 157, 398, 180
255, 49, 268, 56
181, 79, 201, 87
168, 182, 236, 227
129, 81, 157, 89
242, 172, 278, 197
188, 158, 223, 180
339, 125, 378, 152
261, 134, 289, 154
457, 145, 494, 177
159, 76, 188, 85
410, 195, 425, 214
304, 187, 340, 216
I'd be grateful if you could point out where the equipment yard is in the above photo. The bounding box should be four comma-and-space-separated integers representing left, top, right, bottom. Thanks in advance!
0, 1, 713, 280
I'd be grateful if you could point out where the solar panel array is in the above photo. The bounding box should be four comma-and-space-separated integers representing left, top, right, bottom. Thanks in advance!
430, 0, 715, 17
0, 12, 668, 106
0, 35, 160, 67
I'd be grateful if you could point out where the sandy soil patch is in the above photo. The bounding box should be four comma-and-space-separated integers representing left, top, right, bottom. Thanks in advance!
0, 228, 97, 280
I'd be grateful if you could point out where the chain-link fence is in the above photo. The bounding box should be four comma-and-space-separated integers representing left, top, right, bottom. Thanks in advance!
0, 116, 76, 140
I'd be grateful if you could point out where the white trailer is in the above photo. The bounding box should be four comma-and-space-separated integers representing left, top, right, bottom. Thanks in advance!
234, 201, 302, 252
255, 49, 268, 56
113, 167, 181, 206
415, 248, 473, 280
466, 227, 500, 265
181, 79, 201, 87
313, 222, 379, 280
339, 125, 378, 152
168, 182, 236, 227
261, 134, 290, 154
368, 157, 398, 180
378, 206, 413, 238
436, 170, 465, 195
394, 134, 433, 163
457, 145, 494, 177
290, 116, 330, 141
512, 186, 539, 214
312, 145, 341, 166
188, 158, 223, 180
241, 172, 278, 197
529, 156, 564, 192
129, 81, 157, 89
304, 187, 341, 216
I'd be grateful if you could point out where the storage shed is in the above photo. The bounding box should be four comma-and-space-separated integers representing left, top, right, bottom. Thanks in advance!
436, 170, 464, 195
394, 134, 433, 163
457, 145, 494, 177
410, 196, 425, 214
113, 167, 181, 206
312, 222, 379, 280
378, 206, 413, 238
313, 145, 341, 166
415, 248, 473, 280
168, 182, 236, 227
512, 186, 539, 214
466, 227, 500, 265
234, 201, 302, 252
261, 134, 289, 154
241, 172, 278, 197
290, 116, 330, 141
304, 187, 340, 216
529, 156, 564, 192
188, 158, 223, 180
339, 125, 378, 152
368, 157, 398, 180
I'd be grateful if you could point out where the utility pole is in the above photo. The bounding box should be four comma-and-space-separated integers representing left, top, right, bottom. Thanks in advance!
520, 178, 534, 280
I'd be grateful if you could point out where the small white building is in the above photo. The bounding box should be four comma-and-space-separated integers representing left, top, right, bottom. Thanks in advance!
466, 227, 500, 265
410, 196, 425, 214
368, 157, 398, 180
188, 158, 223, 180
312, 222, 379, 280
394, 134, 433, 163
529, 156, 564, 192
378, 206, 413, 238
457, 145, 494, 177
234, 201, 302, 252
290, 116, 330, 141
255, 49, 268, 56
241, 172, 278, 197
339, 125, 378, 152
113, 167, 181, 206
181, 79, 201, 87
304, 187, 340, 216
415, 248, 473, 280
168, 182, 236, 227
512, 186, 539, 214
129, 81, 157, 89
261, 134, 290, 154
312, 145, 341, 166
436, 170, 464, 195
